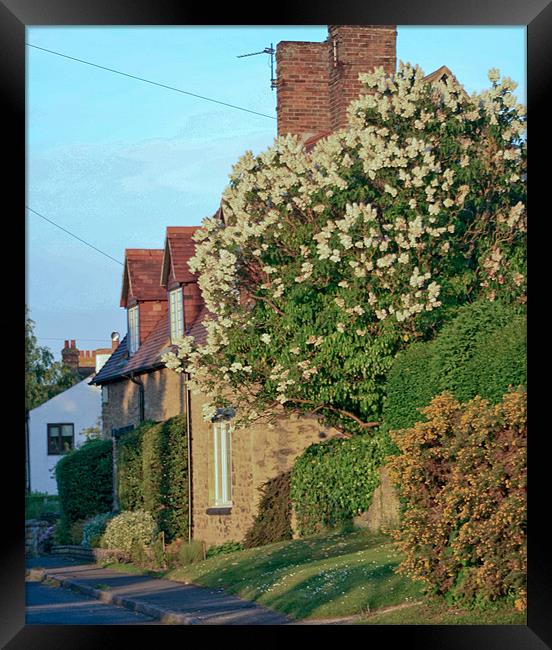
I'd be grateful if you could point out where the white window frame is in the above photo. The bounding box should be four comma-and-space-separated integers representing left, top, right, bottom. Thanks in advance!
101, 385, 109, 404
128, 305, 140, 355
169, 287, 184, 343
212, 420, 232, 507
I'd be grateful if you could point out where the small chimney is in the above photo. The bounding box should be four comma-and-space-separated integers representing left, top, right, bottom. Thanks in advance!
276, 25, 397, 140
61, 340, 79, 373
111, 331, 120, 352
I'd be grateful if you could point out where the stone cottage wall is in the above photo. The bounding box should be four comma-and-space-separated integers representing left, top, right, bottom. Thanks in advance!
190, 396, 342, 548
101, 367, 185, 435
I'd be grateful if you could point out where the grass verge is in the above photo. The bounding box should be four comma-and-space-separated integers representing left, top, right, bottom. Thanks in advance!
358, 598, 526, 625
100, 529, 526, 624
166, 529, 423, 620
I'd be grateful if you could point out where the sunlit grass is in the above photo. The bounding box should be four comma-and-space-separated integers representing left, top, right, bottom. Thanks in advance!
166, 529, 423, 620
358, 599, 527, 625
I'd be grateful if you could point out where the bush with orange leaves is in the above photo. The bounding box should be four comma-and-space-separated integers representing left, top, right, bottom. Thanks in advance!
389, 388, 526, 609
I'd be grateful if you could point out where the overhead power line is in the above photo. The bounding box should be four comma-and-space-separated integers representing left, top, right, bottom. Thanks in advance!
26, 206, 124, 266
27, 43, 277, 121
38, 337, 113, 343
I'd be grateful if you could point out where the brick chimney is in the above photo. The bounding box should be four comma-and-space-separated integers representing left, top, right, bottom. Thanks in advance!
61, 340, 79, 373
276, 25, 397, 140
328, 25, 397, 132
276, 39, 331, 141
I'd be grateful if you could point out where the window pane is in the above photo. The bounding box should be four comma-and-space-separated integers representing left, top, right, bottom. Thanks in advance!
170, 289, 183, 341
48, 426, 60, 454
224, 424, 232, 503
213, 423, 220, 503
212, 421, 232, 506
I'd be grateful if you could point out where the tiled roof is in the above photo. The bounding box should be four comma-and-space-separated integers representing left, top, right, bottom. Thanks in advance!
186, 306, 208, 346
90, 335, 129, 384
161, 227, 200, 287
124, 307, 171, 374
91, 303, 210, 384
121, 249, 166, 308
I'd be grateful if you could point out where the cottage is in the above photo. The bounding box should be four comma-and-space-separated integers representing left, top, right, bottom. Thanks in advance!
27, 343, 113, 495
92, 25, 405, 546
91, 225, 337, 544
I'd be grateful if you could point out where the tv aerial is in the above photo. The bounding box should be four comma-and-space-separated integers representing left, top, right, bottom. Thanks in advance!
237, 43, 277, 90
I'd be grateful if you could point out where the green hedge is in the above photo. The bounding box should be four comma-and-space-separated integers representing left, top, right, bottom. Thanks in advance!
118, 416, 188, 543
243, 471, 293, 549
383, 301, 526, 431
25, 492, 60, 520
117, 423, 150, 511
290, 435, 385, 537
55, 439, 113, 542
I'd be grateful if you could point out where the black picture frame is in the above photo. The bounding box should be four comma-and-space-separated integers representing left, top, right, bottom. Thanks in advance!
7, 1, 548, 647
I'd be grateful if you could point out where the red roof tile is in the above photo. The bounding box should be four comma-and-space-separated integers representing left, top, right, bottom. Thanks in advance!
120, 249, 166, 307
124, 306, 171, 374
186, 305, 208, 346
161, 227, 201, 287
92, 299, 210, 384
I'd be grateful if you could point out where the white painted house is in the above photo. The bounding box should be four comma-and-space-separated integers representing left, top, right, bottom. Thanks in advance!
28, 354, 110, 494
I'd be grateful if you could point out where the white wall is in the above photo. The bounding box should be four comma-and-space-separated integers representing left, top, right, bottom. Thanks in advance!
28, 377, 102, 495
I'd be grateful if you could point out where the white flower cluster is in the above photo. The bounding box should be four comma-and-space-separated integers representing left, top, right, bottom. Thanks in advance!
162, 62, 525, 427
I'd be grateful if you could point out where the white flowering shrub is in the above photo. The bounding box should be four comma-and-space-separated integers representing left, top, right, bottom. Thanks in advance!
100, 510, 156, 553
163, 63, 526, 435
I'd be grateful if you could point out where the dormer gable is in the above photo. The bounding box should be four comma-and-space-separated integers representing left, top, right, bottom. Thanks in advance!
160, 226, 204, 342
160, 227, 200, 290
120, 249, 167, 352
120, 249, 166, 308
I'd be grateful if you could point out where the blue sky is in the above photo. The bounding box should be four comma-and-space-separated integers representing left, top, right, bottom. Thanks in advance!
26, 25, 526, 360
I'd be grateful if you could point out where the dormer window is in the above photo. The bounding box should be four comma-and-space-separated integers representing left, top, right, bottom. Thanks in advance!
128, 305, 140, 354
169, 287, 184, 342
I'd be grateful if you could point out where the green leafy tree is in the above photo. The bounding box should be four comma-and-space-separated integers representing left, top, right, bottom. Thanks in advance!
25, 307, 78, 411
163, 64, 526, 437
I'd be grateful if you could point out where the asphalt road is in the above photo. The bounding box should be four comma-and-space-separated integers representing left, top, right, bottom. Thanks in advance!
26, 582, 161, 625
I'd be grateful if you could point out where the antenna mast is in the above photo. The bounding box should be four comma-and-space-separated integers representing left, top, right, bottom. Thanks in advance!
237, 43, 277, 90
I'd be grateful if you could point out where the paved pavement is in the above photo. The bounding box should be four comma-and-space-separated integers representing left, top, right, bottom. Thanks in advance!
26, 581, 161, 625
26, 555, 292, 625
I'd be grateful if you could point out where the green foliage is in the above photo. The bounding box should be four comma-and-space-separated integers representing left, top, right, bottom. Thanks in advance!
117, 423, 150, 511
25, 307, 78, 411
291, 436, 385, 537
55, 438, 113, 532
390, 389, 527, 608
167, 64, 526, 439
140, 416, 189, 542
100, 510, 157, 553
444, 312, 526, 405
381, 341, 439, 432
383, 300, 526, 431
178, 540, 205, 565
53, 517, 71, 544
243, 471, 293, 549
206, 540, 244, 558
70, 519, 86, 545
25, 492, 60, 520
130, 539, 148, 566
151, 533, 167, 569
117, 417, 189, 543
82, 512, 114, 548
